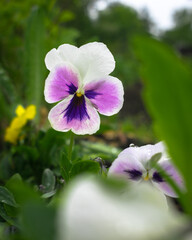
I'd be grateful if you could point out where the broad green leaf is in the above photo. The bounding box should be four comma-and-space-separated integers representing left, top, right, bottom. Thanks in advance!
6, 180, 41, 206
0, 203, 19, 227
70, 160, 100, 178
24, 6, 46, 122
101, 176, 128, 194
4, 204, 18, 218
21, 202, 56, 240
42, 169, 55, 192
5, 173, 22, 190
0, 187, 18, 207
134, 36, 192, 211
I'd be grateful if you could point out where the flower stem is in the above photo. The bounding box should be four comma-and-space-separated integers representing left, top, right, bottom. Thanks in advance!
68, 131, 74, 162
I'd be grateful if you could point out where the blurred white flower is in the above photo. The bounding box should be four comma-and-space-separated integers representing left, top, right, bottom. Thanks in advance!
57, 176, 187, 240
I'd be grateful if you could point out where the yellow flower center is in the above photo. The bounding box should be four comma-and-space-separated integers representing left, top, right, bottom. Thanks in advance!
143, 175, 149, 181
143, 171, 150, 181
76, 92, 83, 97
76, 86, 84, 97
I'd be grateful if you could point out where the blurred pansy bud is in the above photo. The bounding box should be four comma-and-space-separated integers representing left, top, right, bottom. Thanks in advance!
57, 176, 187, 240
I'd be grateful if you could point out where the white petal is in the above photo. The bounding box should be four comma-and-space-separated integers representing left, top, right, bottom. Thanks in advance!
137, 142, 167, 165
45, 48, 63, 71
108, 147, 146, 178
109, 142, 167, 178
45, 42, 115, 85
78, 42, 115, 83
45, 44, 80, 72
58, 44, 79, 66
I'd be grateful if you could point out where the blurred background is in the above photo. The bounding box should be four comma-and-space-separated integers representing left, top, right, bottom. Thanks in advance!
1, 0, 192, 176
1, 0, 192, 146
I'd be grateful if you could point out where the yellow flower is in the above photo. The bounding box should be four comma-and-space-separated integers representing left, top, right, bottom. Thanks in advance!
16, 104, 36, 120
25, 105, 36, 120
4, 127, 20, 144
15, 105, 25, 117
11, 116, 27, 129
4, 104, 36, 144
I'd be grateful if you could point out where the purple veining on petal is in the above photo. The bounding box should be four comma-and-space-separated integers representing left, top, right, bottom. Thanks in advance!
124, 169, 142, 181
67, 83, 78, 95
62, 94, 90, 123
84, 78, 123, 115
153, 160, 184, 197
152, 172, 164, 183
85, 89, 102, 99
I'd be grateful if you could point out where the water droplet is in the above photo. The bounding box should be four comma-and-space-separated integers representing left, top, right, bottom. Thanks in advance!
129, 143, 137, 147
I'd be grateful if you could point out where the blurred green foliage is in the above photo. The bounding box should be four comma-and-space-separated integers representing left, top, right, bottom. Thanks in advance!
24, 7, 46, 121
0, 0, 192, 239
134, 36, 192, 214
95, 3, 152, 85
162, 9, 192, 56
0, 0, 153, 134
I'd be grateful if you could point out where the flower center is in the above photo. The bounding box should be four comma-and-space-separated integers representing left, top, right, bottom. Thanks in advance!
76, 86, 85, 97
143, 170, 151, 181
76, 92, 83, 97
143, 172, 149, 181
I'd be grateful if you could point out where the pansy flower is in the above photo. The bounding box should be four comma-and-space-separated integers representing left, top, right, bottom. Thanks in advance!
44, 42, 124, 135
108, 142, 183, 197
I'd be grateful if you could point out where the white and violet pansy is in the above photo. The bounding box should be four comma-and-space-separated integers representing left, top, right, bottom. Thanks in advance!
108, 142, 184, 197
44, 42, 124, 135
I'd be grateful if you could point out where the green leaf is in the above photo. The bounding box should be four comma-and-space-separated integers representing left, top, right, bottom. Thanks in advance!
147, 152, 162, 169
21, 202, 56, 240
24, 6, 47, 121
41, 190, 56, 199
0, 187, 18, 207
42, 169, 55, 192
6, 180, 41, 206
5, 173, 22, 190
12, 145, 39, 162
0, 203, 19, 227
38, 129, 68, 165
81, 141, 121, 161
4, 204, 18, 218
70, 160, 101, 178
59, 150, 72, 182
101, 176, 128, 194
134, 36, 192, 212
